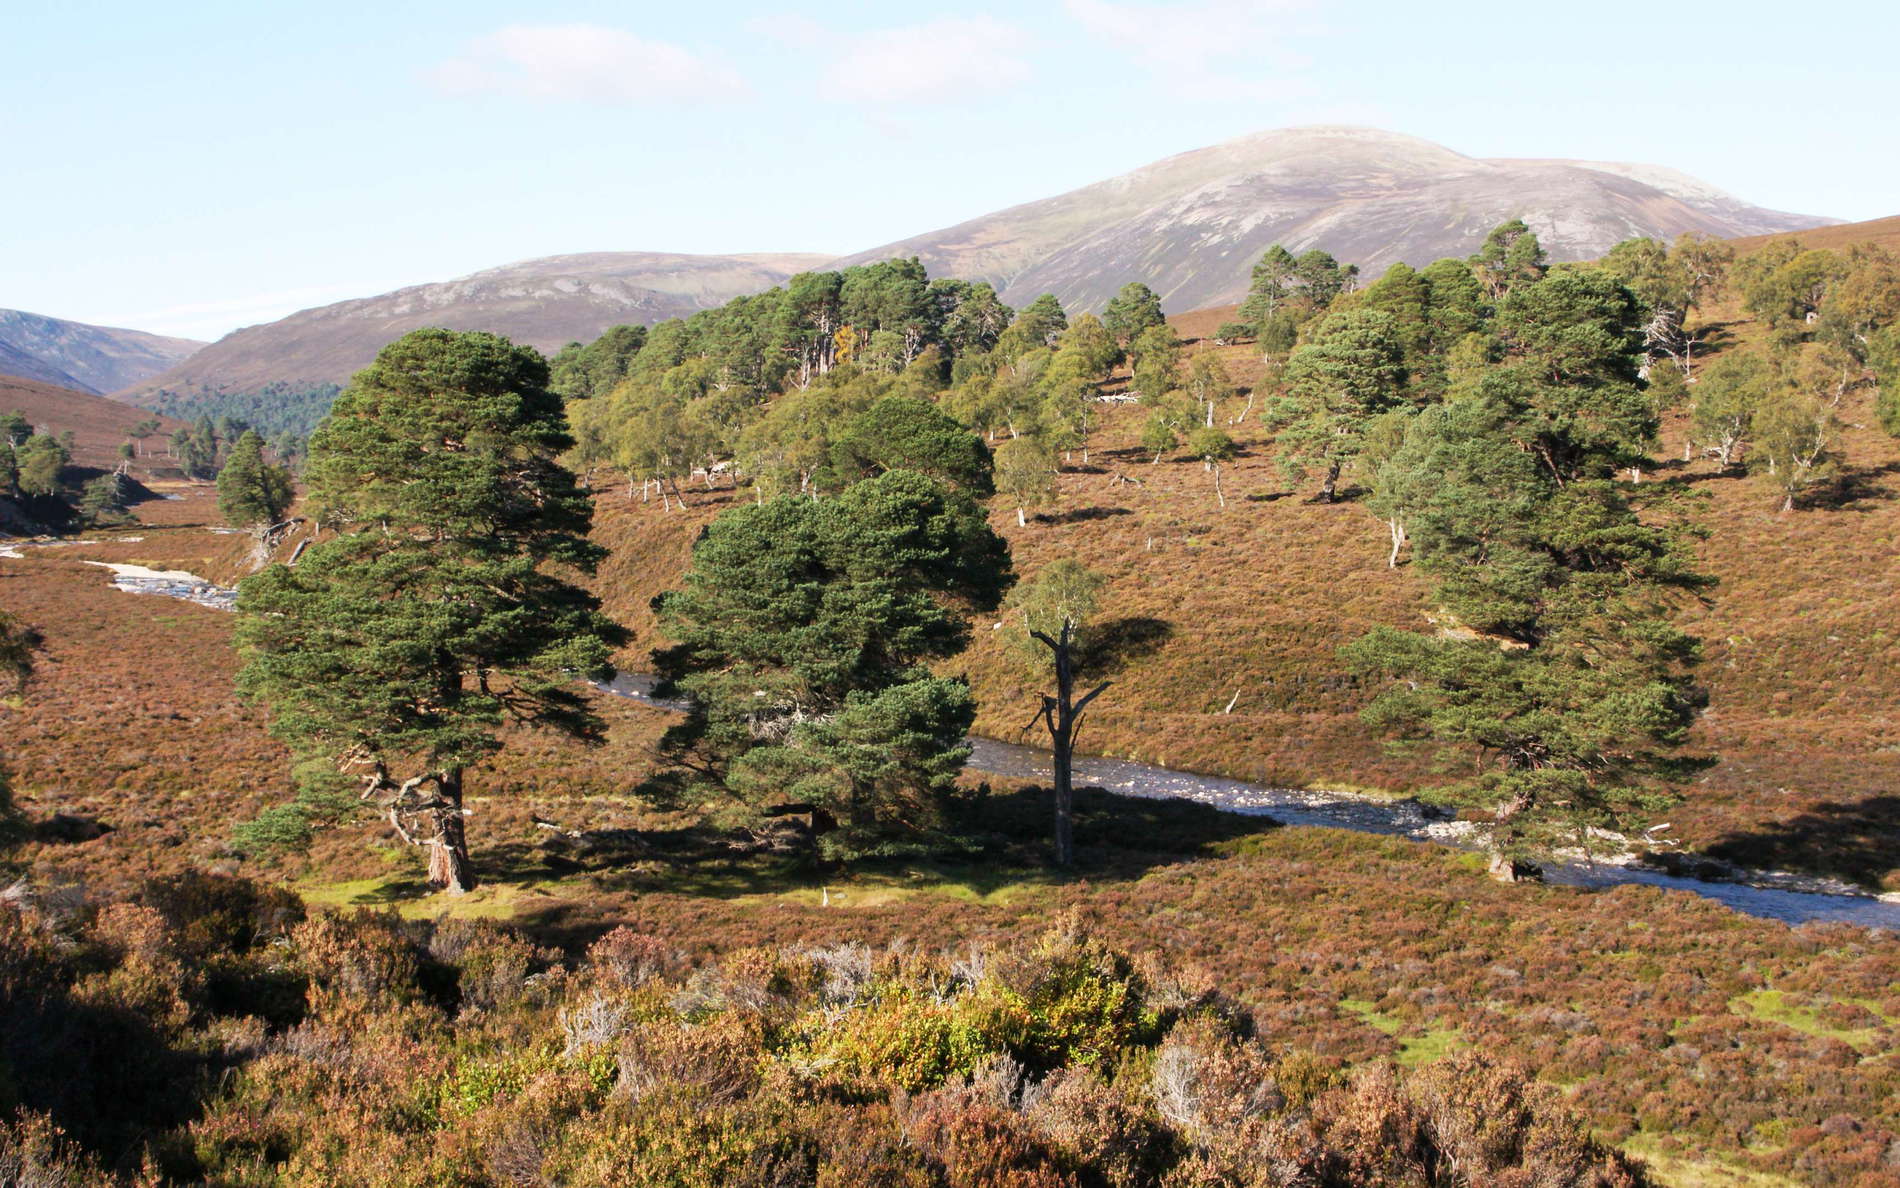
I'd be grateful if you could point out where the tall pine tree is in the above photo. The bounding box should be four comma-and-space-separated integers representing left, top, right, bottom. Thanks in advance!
236, 329, 626, 893
1346, 270, 1708, 875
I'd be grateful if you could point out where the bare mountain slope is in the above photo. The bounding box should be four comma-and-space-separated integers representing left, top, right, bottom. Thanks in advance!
0, 374, 184, 471
121, 126, 1831, 402
838, 126, 1831, 313
0, 309, 202, 395
119, 251, 832, 402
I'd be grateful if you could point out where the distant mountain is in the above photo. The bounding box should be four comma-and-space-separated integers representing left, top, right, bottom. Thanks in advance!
837, 126, 1833, 314
0, 309, 202, 396
117, 252, 833, 403
118, 126, 1835, 404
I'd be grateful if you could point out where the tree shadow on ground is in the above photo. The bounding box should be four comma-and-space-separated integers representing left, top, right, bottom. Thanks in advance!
1081, 616, 1173, 675
1698, 794, 1900, 891
1808, 461, 1900, 512
1036, 505, 1133, 525
497, 784, 1279, 951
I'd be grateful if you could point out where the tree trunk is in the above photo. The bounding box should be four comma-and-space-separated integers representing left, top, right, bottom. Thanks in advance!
1487, 853, 1541, 883
1212, 464, 1225, 508
1031, 622, 1109, 868
1387, 518, 1406, 568
1017, 506, 1026, 528
1319, 460, 1341, 503
427, 767, 475, 894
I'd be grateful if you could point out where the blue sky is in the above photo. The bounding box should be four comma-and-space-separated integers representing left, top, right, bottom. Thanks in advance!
5, 0, 1895, 341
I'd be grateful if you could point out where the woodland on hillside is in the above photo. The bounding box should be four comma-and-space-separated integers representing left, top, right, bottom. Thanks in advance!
4, 221, 1900, 1186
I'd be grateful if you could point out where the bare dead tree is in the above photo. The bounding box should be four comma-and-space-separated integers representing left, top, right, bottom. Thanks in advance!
1026, 619, 1110, 867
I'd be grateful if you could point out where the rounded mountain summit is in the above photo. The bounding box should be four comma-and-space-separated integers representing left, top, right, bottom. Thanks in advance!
118, 125, 1832, 400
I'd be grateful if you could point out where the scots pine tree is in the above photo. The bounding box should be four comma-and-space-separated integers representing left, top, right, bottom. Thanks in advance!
235, 329, 626, 894
1346, 272, 1708, 873
1102, 282, 1166, 348
651, 469, 1010, 846
1269, 309, 1408, 501
216, 430, 295, 535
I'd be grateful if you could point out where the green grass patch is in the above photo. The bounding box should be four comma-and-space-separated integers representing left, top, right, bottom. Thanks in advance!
1729, 989, 1891, 1052
1621, 1132, 1802, 1188
294, 874, 570, 920
1338, 998, 1465, 1065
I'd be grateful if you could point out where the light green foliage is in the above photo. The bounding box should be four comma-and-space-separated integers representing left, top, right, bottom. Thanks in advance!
734, 384, 865, 497
1185, 425, 1237, 506
554, 260, 1033, 500
1128, 323, 1181, 401
1872, 324, 1900, 435
1736, 242, 1846, 346
236, 329, 626, 891
216, 429, 295, 532
1185, 425, 1235, 467
652, 469, 1010, 841
1004, 559, 1107, 669
1182, 352, 1235, 425
1596, 233, 1730, 378
1036, 315, 1117, 460
1050, 313, 1119, 380
1140, 394, 1192, 462
1690, 349, 1775, 468
996, 293, 1068, 363
1752, 356, 1840, 512
994, 434, 1057, 522
1814, 245, 1900, 371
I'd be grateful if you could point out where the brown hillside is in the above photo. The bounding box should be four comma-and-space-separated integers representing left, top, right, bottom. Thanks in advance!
6, 520, 1900, 1183
581, 301, 1900, 892
116, 251, 834, 401
0, 373, 186, 472
1730, 212, 1900, 254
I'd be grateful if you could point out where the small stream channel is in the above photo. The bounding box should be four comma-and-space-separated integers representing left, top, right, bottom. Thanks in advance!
598, 675, 1900, 930
14, 546, 1896, 932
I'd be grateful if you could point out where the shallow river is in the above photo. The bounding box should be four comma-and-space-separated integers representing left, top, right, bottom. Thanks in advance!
11, 549, 1894, 934
599, 674, 1900, 931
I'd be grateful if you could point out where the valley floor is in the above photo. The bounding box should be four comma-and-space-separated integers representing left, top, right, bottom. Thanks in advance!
3, 482, 1899, 1184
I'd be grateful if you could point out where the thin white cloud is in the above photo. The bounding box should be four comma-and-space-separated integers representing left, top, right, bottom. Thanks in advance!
429, 24, 749, 105
1065, 0, 1314, 102
97, 284, 373, 341
752, 15, 1032, 105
